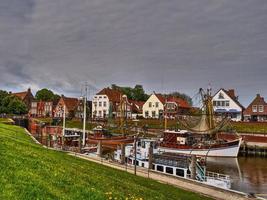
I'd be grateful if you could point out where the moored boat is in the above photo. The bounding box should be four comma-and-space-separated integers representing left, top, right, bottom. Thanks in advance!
159, 88, 242, 157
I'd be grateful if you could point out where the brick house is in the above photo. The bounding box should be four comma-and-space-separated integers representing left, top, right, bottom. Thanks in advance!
30, 101, 54, 117
54, 96, 79, 118
12, 88, 35, 110
243, 94, 267, 122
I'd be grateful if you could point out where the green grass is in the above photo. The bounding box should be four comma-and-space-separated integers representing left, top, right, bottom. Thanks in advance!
229, 122, 267, 134
0, 123, 211, 200
0, 118, 13, 124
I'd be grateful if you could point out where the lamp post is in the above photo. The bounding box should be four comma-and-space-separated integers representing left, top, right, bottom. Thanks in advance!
62, 105, 66, 149
82, 95, 86, 147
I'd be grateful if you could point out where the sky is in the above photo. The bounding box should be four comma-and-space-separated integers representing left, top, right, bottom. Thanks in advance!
0, 0, 267, 106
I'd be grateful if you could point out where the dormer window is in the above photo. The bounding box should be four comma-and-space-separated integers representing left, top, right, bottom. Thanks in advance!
252, 105, 257, 112
218, 93, 224, 99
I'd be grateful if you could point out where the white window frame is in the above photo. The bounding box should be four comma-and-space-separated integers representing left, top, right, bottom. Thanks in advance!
259, 105, 264, 113
252, 105, 257, 112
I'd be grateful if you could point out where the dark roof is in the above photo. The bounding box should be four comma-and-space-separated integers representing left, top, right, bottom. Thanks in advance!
97, 88, 122, 102
12, 88, 33, 100
62, 96, 79, 111
154, 93, 166, 104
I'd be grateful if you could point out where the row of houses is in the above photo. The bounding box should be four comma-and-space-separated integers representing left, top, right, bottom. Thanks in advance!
12, 88, 91, 119
11, 87, 267, 122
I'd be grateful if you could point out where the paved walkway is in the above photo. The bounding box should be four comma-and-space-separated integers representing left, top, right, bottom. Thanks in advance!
68, 152, 255, 200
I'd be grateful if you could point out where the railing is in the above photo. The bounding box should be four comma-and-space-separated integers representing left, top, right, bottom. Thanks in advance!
206, 171, 230, 181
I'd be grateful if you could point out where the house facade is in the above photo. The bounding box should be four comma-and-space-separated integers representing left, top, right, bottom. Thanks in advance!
142, 93, 165, 119
54, 96, 79, 118
165, 96, 191, 119
243, 94, 267, 122
30, 101, 54, 117
12, 88, 35, 110
92, 88, 122, 119
129, 100, 145, 119
212, 89, 244, 121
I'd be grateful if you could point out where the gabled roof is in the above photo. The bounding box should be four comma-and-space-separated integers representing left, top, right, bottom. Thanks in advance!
166, 96, 191, 108
154, 93, 166, 104
97, 87, 122, 102
243, 94, 267, 115
214, 88, 244, 110
128, 99, 145, 108
12, 88, 33, 100
62, 96, 79, 111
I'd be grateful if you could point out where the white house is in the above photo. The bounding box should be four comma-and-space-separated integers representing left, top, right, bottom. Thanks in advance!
92, 88, 122, 119
142, 93, 165, 119
212, 89, 244, 121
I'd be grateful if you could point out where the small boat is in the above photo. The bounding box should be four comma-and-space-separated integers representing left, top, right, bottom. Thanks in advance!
159, 88, 242, 157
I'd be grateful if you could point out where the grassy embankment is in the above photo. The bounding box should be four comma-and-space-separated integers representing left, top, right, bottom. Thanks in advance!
0, 123, 211, 200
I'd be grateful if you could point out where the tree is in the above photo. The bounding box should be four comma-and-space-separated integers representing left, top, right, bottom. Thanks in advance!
110, 84, 149, 102
0, 93, 28, 115
132, 85, 149, 101
36, 88, 59, 101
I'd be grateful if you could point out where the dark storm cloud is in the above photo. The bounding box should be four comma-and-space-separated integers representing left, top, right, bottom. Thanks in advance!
0, 0, 267, 105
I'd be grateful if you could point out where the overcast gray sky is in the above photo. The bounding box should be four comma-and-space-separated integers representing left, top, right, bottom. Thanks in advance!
0, 0, 267, 106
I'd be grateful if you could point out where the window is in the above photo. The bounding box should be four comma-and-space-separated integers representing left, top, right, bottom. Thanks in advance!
259, 105, 264, 112
99, 96, 102, 99
155, 102, 159, 108
226, 101, 230, 107
145, 111, 149, 117
213, 101, 216, 106
103, 96, 107, 99
99, 102, 102, 107
221, 101, 225, 107
152, 111, 156, 118
252, 105, 257, 112
103, 102, 107, 107
98, 111, 102, 116
176, 168, 185, 177
219, 93, 224, 99
156, 165, 164, 172
166, 167, 173, 175
149, 102, 152, 108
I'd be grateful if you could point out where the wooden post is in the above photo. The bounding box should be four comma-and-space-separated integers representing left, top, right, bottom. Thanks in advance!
120, 144, 125, 165
148, 142, 153, 169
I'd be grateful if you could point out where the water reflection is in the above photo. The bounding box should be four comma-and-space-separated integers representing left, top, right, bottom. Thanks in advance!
207, 157, 267, 195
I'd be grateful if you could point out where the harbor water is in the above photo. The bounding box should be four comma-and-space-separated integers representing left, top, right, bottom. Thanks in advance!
207, 157, 267, 196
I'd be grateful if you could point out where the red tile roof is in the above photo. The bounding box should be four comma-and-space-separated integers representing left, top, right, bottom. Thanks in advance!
62, 96, 79, 111
12, 91, 28, 100
155, 94, 166, 104
166, 96, 190, 108
97, 88, 122, 102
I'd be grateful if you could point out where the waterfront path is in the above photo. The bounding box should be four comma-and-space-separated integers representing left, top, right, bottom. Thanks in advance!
69, 152, 253, 200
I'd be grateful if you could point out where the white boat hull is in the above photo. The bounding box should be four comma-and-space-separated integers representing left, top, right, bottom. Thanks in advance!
159, 138, 242, 158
